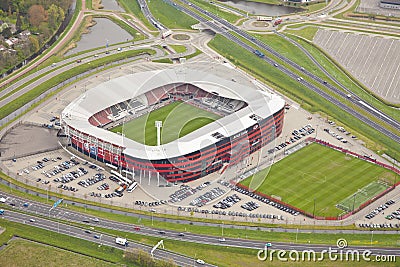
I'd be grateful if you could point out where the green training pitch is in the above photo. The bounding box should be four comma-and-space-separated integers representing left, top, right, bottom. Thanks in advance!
110, 101, 221, 146
240, 143, 396, 217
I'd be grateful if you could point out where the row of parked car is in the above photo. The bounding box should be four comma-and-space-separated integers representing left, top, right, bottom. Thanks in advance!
269, 124, 315, 154
190, 187, 226, 207
78, 173, 106, 188
365, 200, 395, 219
57, 184, 78, 192
323, 128, 348, 143
42, 159, 81, 178
358, 223, 400, 229
241, 201, 260, 211
169, 184, 197, 203
233, 186, 300, 216
385, 207, 400, 220
53, 167, 88, 184
176, 206, 285, 220
97, 183, 110, 190
135, 200, 168, 207
213, 194, 241, 209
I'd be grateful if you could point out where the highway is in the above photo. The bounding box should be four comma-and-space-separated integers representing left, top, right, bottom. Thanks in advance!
2, 191, 400, 259
2, 210, 216, 267
168, 0, 400, 143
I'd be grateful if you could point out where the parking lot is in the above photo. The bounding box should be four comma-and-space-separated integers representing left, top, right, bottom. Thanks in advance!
313, 29, 400, 104
357, 198, 400, 229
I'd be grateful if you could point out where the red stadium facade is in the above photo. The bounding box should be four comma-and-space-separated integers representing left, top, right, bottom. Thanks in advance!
62, 69, 285, 182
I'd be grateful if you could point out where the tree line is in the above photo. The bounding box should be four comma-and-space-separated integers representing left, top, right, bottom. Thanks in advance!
0, 0, 73, 75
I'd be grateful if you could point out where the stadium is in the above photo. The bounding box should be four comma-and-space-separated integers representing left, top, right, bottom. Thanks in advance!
61, 68, 285, 182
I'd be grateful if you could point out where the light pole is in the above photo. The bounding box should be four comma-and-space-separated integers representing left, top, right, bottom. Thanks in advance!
312, 198, 316, 218
370, 230, 374, 245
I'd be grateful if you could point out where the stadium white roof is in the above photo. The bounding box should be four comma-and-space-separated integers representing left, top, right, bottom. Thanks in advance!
62, 68, 285, 160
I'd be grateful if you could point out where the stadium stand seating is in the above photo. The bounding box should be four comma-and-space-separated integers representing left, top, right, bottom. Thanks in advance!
88, 116, 101, 127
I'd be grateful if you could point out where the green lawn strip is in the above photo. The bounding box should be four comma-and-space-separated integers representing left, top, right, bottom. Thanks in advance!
306, 1, 328, 12
169, 44, 187, 53
118, 0, 158, 32
189, 0, 241, 23
153, 58, 174, 64
208, 34, 400, 156
148, 0, 198, 30
284, 25, 320, 41
86, 0, 93, 9
240, 143, 396, 217
185, 48, 202, 60
0, 49, 154, 120
110, 101, 220, 145
0, 239, 117, 267
0, 219, 125, 264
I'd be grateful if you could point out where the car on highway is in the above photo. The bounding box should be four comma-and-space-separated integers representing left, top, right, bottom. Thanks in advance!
178, 233, 185, 237
134, 226, 141, 231
219, 237, 226, 242
196, 259, 205, 265
23, 203, 29, 207
94, 235, 100, 239
85, 230, 92, 234
29, 218, 36, 222
0, 209, 4, 215
265, 242, 272, 247
158, 230, 166, 234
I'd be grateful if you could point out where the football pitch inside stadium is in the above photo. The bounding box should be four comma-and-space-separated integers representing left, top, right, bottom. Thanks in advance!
240, 143, 396, 217
110, 101, 221, 146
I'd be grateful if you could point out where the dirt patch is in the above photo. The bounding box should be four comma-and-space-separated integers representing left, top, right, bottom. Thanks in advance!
0, 124, 59, 159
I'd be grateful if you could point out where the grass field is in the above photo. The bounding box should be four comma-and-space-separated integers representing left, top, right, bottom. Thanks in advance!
337, 181, 388, 212
110, 101, 221, 146
0, 239, 116, 267
240, 143, 396, 217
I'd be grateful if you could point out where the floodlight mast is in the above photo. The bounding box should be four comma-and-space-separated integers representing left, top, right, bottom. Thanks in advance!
155, 121, 162, 146
155, 121, 163, 186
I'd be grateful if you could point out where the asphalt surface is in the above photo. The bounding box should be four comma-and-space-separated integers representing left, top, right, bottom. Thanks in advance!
170, 0, 400, 143
2, 190, 400, 260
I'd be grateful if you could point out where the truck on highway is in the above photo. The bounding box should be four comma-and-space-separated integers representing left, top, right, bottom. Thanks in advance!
115, 237, 128, 246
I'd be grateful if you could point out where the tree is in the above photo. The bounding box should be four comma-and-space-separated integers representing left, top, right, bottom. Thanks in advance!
28, 5, 46, 28
47, 4, 59, 30
16, 14, 22, 31
2, 27, 12, 39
